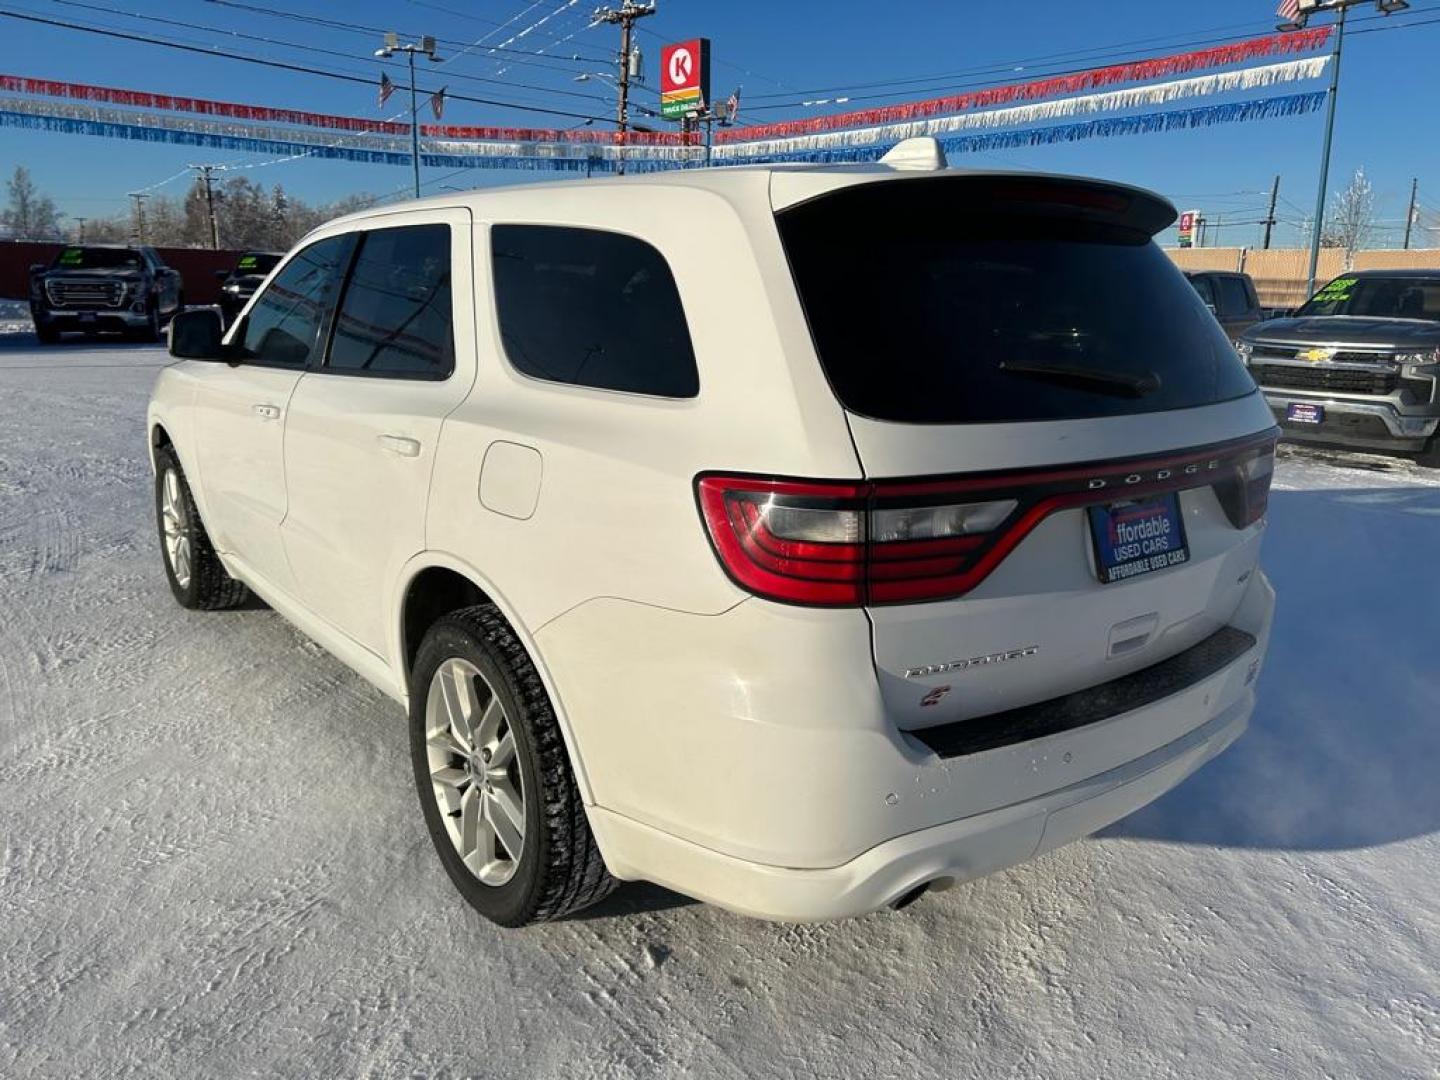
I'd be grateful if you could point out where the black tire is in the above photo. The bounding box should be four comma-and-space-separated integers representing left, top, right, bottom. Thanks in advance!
1416, 435, 1440, 469
35, 322, 60, 344
153, 446, 250, 610
132, 302, 160, 343
409, 605, 615, 927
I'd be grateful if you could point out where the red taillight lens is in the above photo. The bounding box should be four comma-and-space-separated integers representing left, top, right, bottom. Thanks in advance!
698, 431, 1278, 608
697, 477, 868, 605
697, 477, 1020, 606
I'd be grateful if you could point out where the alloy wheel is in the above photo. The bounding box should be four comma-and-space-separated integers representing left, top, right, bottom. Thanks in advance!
160, 468, 192, 589
424, 658, 527, 886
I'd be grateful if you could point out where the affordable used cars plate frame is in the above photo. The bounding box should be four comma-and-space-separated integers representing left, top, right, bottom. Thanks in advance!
1087, 492, 1189, 584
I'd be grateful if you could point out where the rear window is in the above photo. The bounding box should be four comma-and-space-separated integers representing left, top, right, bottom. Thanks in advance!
491, 224, 698, 398
778, 178, 1255, 424
1297, 275, 1440, 321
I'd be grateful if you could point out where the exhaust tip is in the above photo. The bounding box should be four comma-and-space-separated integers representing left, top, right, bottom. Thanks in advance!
890, 883, 930, 911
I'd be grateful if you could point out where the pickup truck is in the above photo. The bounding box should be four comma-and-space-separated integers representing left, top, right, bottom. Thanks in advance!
1236, 269, 1440, 465
29, 244, 184, 344
1185, 270, 1265, 340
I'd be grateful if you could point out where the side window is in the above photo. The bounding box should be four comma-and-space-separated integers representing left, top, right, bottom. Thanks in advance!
1190, 275, 1216, 307
327, 224, 454, 379
1217, 275, 1250, 317
239, 235, 352, 368
491, 224, 698, 398
1244, 276, 1260, 309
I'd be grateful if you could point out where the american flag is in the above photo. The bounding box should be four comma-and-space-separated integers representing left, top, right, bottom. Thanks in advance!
378, 73, 395, 108
1277, 0, 1301, 20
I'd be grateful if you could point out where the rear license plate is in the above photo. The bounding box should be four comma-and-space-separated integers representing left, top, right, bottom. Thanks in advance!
1088, 492, 1189, 585
1286, 402, 1324, 424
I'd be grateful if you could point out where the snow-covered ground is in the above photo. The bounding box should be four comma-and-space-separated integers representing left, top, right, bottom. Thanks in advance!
1, 337, 1437, 1079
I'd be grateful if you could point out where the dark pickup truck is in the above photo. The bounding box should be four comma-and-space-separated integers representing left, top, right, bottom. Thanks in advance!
1237, 269, 1440, 465
1185, 270, 1265, 340
28, 244, 184, 344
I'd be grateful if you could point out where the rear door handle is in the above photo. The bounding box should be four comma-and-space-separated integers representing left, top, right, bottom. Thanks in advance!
252, 403, 281, 421
377, 434, 422, 458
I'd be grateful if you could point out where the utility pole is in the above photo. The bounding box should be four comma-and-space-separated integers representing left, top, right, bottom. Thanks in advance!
189, 164, 221, 249
592, 1, 656, 175
1403, 177, 1418, 249
1262, 175, 1280, 249
126, 192, 149, 245
1279, 2, 1412, 294
376, 33, 441, 198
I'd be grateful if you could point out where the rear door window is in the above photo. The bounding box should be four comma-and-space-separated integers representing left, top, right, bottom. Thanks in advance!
327, 224, 454, 379
239, 235, 352, 368
490, 224, 698, 398
778, 178, 1255, 424
1190, 276, 1216, 307
1216, 275, 1251, 317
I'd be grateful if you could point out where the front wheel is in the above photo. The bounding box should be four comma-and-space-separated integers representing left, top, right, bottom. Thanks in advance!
132, 302, 160, 343
1417, 434, 1440, 469
154, 447, 250, 609
35, 322, 60, 344
409, 605, 615, 927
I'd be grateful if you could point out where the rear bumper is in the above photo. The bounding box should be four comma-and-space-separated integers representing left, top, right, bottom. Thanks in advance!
594, 697, 1249, 922
540, 568, 1275, 920
1263, 391, 1440, 452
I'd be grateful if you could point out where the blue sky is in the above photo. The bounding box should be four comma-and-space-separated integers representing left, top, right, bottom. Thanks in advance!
2, 0, 1439, 247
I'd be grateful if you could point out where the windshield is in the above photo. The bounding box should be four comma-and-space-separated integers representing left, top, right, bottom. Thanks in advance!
777, 178, 1255, 424
1296, 275, 1440, 321
234, 253, 282, 276
50, 247, 142, 270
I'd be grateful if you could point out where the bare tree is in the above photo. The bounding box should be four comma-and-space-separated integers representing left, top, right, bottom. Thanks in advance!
1321, 167, 1376, 262
1, 166, 62, 240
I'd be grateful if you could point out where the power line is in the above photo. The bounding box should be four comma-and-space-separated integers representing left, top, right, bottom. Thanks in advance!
0, 7, 620, 123
46, 0, 619, 107
202, 0, 614, 68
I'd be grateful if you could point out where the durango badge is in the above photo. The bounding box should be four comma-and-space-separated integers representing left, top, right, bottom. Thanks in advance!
904, 646, 1039, 680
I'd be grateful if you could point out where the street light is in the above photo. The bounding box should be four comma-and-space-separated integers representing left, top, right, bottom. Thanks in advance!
376, 32, 441, 199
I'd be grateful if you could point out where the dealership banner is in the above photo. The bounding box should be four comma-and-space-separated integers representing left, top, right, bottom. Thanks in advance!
715, 27, 1331, 144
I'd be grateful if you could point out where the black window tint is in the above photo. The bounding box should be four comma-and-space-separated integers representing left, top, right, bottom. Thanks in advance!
1217, 275, 1250, 317
778, 178, 1255, 424
491, 225, 698, 398
1190, 276, 1216, 306
240, 235, 351, 367
328, 225, 454, 378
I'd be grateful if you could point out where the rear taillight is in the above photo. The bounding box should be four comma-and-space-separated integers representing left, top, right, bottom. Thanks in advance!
697, 431, 1277, 607
1214, 441, 1275, 529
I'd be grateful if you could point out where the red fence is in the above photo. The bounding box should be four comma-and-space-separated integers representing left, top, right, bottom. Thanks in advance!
1, 241, 251, 306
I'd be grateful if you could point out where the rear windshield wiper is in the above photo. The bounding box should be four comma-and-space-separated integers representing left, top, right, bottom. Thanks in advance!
999, 360, 1161, 398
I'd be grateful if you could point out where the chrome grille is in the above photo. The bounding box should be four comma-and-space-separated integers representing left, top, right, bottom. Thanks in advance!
44, 279, 126, 309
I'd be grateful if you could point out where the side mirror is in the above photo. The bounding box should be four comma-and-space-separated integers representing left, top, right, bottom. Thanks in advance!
214, 269, 230, 281
1205, 302, 1218, 317
28, 263, 45, 274
168, 309, 226, 361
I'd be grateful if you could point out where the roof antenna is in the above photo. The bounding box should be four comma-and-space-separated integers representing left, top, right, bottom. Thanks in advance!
880, 136, 947, 172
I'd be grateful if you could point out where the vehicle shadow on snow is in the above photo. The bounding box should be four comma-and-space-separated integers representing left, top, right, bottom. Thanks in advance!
1104, 483, 1440, 852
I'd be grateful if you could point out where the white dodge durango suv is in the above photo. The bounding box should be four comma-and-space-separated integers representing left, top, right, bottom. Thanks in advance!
148, 142, 1278, 926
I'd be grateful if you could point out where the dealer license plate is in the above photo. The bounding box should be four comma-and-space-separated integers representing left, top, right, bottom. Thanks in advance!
1286, 402, 1324, 424
1087, 492, 1189, 585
